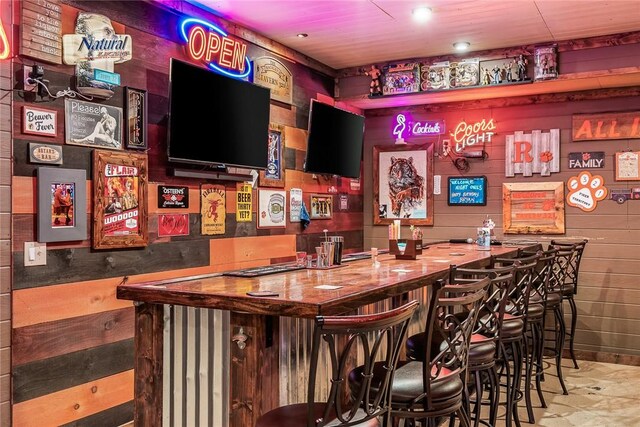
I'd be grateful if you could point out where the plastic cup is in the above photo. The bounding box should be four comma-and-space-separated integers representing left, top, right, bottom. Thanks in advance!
296, 251, 307, 266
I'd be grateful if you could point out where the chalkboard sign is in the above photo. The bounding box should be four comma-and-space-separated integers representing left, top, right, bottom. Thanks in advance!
448, 176, 487, 206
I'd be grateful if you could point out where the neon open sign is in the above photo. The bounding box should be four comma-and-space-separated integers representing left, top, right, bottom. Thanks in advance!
392, 113, 445, 141
451, 118, 496, 153
179, 18, 251, 79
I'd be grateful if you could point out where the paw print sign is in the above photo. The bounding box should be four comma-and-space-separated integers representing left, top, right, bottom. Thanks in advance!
566, 171, 608, 212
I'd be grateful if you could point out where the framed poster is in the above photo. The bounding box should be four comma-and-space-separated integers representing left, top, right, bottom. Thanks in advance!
373, 144, 434, 225
503, 182, 565, 235
310, 194, 333, 219
258, 189, 286, 228
259, 124, 285, 187
236, 183, 253, 222
92, 149, 148, 249
66, 99, 123, 150
37, 167, 87, 242
200, 184, 226, 235
615, 151, 640, 181
23, 106, 57, 137
448, 176, 487, 206
124, 87, 148, 150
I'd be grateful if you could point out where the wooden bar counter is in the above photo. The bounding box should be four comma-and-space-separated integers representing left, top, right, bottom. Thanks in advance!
117, 243, 523, 426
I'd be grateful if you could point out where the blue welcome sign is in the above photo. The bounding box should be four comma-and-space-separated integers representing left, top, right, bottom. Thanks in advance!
448, 176, 487, 206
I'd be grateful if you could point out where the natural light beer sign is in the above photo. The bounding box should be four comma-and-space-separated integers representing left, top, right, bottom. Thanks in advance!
180, 18, 250, 79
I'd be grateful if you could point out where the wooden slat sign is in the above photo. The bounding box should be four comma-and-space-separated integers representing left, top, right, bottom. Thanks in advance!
20, 0, 63, 64
503, 182, 565, 234
572, 111, 640, 141
505, 129, 560, 177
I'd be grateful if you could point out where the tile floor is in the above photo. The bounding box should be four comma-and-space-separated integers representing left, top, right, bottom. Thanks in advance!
492, 358, 640, 426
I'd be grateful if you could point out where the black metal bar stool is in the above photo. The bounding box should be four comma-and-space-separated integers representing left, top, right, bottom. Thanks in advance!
550, 239, 588, 369
256, 300, 418, 427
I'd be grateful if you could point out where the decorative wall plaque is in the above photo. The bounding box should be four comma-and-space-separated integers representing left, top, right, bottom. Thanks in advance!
23, 106, 57, 137
20, 0, 63, 64
253, 56, 293, 104
505, 129, 560, 177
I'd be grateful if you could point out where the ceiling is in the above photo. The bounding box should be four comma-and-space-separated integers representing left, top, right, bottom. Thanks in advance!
189, 0, 640, 71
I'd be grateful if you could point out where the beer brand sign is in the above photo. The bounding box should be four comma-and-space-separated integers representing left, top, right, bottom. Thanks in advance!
180, 18, 250, 79
572, 111, 640, 141
157, 185, 189, 209
254, 56, 292, 104
201, 184, 225, 235
236, 183, 252, 222
451, 118, 495, 154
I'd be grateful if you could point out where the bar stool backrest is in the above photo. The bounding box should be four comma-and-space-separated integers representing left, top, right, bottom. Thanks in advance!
549, 247, 576, 294
421, 277, 489, 409
550, 239, 587, 294
492, 253, 540, 322
308, 300, 418, 427
449, 265, 516, 342
520, 248, 558, 303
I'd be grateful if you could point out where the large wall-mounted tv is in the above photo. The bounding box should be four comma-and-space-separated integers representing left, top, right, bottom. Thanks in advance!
167, 58, 271, 170
304, 100, 365, 179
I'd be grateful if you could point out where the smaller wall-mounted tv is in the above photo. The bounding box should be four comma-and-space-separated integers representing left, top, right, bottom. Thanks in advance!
167, 58, 271, 170
304, 100, 365, 179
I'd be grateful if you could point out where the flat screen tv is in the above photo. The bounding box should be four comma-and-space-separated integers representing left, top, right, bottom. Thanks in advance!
304, 100, 365, 179
167, 58, 270, 170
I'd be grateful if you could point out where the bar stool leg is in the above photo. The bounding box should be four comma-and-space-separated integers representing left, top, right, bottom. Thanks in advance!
555, 307, 569, 395
523, 326, 535, 424
488, 365, 500, 427
534, 320, 547, 409
567, 296, 579, 369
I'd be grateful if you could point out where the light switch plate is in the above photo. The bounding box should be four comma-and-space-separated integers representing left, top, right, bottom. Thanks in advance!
24, 242, 47, 266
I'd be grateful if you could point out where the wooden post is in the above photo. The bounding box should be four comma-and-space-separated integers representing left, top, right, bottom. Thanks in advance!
134, 302, 164, 427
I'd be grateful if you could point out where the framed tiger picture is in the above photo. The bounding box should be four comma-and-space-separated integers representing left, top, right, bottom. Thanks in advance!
373, 144, 434, 225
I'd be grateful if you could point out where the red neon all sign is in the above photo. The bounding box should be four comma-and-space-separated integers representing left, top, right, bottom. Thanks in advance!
451, 118, 496, 153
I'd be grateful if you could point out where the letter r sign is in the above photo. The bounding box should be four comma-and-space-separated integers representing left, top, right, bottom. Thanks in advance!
514, 140, 533, 163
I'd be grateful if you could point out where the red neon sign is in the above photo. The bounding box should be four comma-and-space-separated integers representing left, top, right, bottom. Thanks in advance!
180, 18, 248, 77
0, 17, 10, 60
451, 118, 496, 153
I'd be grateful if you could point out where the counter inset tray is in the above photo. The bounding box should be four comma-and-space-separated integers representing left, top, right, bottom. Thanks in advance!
223, 264, 305, 277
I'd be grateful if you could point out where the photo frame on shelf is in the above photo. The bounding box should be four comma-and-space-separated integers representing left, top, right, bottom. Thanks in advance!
259, 124, 285, 187
614, 151, 640, 181
37, 167, 87, 242
124, 87, 148, 150
309, 193, 333, 219
373, 143, 434, 225
503, 182, 565, 234
92, 149, 148, 249
257, 189, 286, 228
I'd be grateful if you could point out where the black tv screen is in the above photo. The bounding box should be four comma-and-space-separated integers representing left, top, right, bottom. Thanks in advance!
304, 100, 365, 178
167, 59, 270, 169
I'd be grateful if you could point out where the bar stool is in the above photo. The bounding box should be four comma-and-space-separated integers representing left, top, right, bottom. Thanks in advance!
256, 300, 418, 427
491, 253, 539, 427
405, 265, 515, 427
550, 239, 588, 369
349, 277, 490, 427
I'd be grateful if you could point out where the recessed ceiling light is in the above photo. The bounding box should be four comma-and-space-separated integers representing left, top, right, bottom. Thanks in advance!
297, 33, 308, 38
412, 6, 432, 22
453, 41, 471, 51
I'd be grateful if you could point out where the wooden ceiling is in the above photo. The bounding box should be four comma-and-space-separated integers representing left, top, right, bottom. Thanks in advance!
190, 0, 640, 70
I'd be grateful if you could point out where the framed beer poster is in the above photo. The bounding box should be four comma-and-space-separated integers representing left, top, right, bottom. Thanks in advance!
92, 150, 148, 249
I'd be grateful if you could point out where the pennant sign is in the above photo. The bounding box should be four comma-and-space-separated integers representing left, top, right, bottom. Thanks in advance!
201, 184, 225, 235
566, 171, 608, 212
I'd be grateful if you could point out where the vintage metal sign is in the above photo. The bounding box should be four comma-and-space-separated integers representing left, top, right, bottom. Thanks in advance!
201, 184, 225, 235
572, 111, 640, 141
158, 214, 189, 237
568, 152, 605, 169
29, 143, 63, 164
505, 129, 560, 177
236, 183, 252, 222
253, 56, 293, 104
157, 185, 189, 209
289, 188, 302, 222
63, 13, 132, 98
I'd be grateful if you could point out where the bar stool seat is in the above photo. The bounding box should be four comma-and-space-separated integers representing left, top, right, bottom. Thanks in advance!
500, 315, 524, 338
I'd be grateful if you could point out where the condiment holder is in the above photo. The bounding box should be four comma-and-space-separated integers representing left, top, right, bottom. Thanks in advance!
389, 239, 423, 260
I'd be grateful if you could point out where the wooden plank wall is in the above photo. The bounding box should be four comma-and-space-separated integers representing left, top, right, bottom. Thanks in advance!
9, 2, 363, 425
362, 92, 640, 359
0, 1, 13, 425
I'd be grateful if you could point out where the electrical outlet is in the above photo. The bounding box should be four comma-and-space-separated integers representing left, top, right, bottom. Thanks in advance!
23, 67, 37, 92
24, 242, 47, 266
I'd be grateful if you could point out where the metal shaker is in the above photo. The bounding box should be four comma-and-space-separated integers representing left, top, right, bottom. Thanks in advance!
331, 236, 344, 265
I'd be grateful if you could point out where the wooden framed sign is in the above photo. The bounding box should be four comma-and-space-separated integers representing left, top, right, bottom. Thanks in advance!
124, 87, 148, 150
23, 106, 57, 137
503, 182, 565, 235
92, 149, 148, 249
448, 176, 487, 206
573, 111, 640, 141
615, 151, 640, 181
310, 194, 333, 219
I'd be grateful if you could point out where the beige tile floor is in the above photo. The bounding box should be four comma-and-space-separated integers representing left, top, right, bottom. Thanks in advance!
492, 358, 640, 427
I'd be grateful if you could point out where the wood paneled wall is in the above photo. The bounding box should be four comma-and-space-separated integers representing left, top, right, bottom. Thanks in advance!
9, 1, 362, 425
362, 93, 640, 358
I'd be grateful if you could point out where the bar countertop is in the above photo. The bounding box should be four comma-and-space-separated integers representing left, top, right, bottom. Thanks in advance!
116, 243, 523, 317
